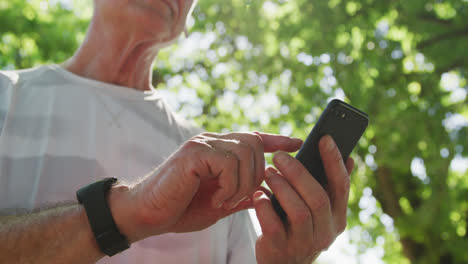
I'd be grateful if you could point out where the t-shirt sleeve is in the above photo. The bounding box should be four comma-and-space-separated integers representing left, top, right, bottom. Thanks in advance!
227, 210, 258, 264
182, 123, 204, 139
160, 98, 204, 141
177, 116, 204, 141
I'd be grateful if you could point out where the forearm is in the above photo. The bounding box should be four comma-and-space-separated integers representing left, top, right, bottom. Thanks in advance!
0, 203, 104, 264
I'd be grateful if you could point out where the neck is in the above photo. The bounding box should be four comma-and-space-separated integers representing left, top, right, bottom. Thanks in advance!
62, 17, 159, 92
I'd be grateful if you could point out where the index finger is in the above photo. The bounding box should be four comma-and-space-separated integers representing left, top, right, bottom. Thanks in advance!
253, 132, 303, 153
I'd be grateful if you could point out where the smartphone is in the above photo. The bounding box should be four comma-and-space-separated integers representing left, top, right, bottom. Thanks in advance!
270, 99, 369, 223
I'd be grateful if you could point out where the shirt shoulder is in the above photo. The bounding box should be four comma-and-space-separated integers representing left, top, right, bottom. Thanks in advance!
0, 65, 54, 134
0, 65, 58, 86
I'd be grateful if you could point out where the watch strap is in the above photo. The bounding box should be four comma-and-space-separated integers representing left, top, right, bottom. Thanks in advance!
77, 177, 130, 256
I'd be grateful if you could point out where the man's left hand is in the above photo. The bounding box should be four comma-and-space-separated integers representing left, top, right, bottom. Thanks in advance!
253, 135, 354, 264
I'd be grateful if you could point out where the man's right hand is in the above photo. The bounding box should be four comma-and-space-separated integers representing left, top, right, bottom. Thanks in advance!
108, 132, 303, 242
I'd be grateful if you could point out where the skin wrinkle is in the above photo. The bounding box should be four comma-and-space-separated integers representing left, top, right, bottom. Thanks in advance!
2, 0, 349, 263
0, 2, 352, 264
63, 0, 193, 92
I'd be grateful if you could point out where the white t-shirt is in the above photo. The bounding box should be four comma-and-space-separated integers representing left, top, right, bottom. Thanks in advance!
0, 64, 257, 263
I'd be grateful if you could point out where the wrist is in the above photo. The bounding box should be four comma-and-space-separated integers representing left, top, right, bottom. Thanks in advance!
107, 184, 141, 243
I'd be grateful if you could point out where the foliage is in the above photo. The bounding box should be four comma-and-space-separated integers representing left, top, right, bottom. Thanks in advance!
1, 0, 467, 263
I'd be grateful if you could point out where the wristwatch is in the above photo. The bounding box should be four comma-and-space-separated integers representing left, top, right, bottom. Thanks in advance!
76, 177, 130, 256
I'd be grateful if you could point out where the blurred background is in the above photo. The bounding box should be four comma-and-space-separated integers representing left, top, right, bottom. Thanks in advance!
1, 0, 467, 263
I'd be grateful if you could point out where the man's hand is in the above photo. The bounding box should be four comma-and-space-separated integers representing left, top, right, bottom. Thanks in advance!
253, 135, 354, 264
109, 132, 303, 242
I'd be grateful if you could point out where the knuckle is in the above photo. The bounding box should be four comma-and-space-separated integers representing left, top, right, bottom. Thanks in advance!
200, 132, 214, 137
290, 208, 311, 224
183, 138, 202, 150
225, 153, 239, 166
332, 146, 343, 163
340, 176, 351, 194
280, 157, 302, 175
317, 233, 336, 251
311, 192, 330, 211
249, 132, 264, 148
336, 219, 347, 234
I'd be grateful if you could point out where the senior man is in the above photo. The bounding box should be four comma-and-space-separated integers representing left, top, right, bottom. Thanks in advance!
0, 0, 354, 263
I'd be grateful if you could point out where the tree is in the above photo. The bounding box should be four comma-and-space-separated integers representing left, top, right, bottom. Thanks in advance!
1, 0, 467, 263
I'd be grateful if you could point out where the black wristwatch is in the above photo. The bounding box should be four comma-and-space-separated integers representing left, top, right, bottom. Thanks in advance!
76, 177, 130, 256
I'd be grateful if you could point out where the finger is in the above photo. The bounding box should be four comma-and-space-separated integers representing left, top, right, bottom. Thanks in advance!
272, 152, 335, 250
256, 185, 272, 198
208, 139, 256, 209
206, 132, 266, 194
204, 146, 240, 209
253, 190, 287, 242
217, 197, 255, 219
319, 135, 350, 233
264, 167, 313, 244
253, 132, 303, 153
345, 157, 354, 175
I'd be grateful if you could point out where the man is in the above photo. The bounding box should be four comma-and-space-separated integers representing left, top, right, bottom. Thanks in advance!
0, 0, 354, 263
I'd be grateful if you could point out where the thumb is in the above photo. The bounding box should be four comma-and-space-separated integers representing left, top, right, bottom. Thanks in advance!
219, 183, 274, 217
220, 198, 254, 218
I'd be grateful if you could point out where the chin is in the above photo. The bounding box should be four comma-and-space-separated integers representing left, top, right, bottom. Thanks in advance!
131, 14, 182, 44
100, 0, 191, 46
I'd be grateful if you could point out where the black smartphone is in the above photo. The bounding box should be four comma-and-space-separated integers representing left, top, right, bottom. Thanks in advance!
270, 99, 369, 223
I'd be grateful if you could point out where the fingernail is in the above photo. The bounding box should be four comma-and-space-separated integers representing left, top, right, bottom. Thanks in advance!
291, 137, 303, 144
227, 200, 242, 210
265, 167, 276, 179
253, 191, 263, 201
229, 202, 239, 210
275, 152, 290, 164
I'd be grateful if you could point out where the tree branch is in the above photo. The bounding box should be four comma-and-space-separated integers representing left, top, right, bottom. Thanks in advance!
374, 166, 426, 262
418, 14, 454, 26
374, 167, 403, 218
436, 58, 467, 74
417, 27, 468, 50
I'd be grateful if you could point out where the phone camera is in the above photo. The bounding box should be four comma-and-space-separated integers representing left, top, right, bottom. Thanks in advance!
341, 113, 346, 118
